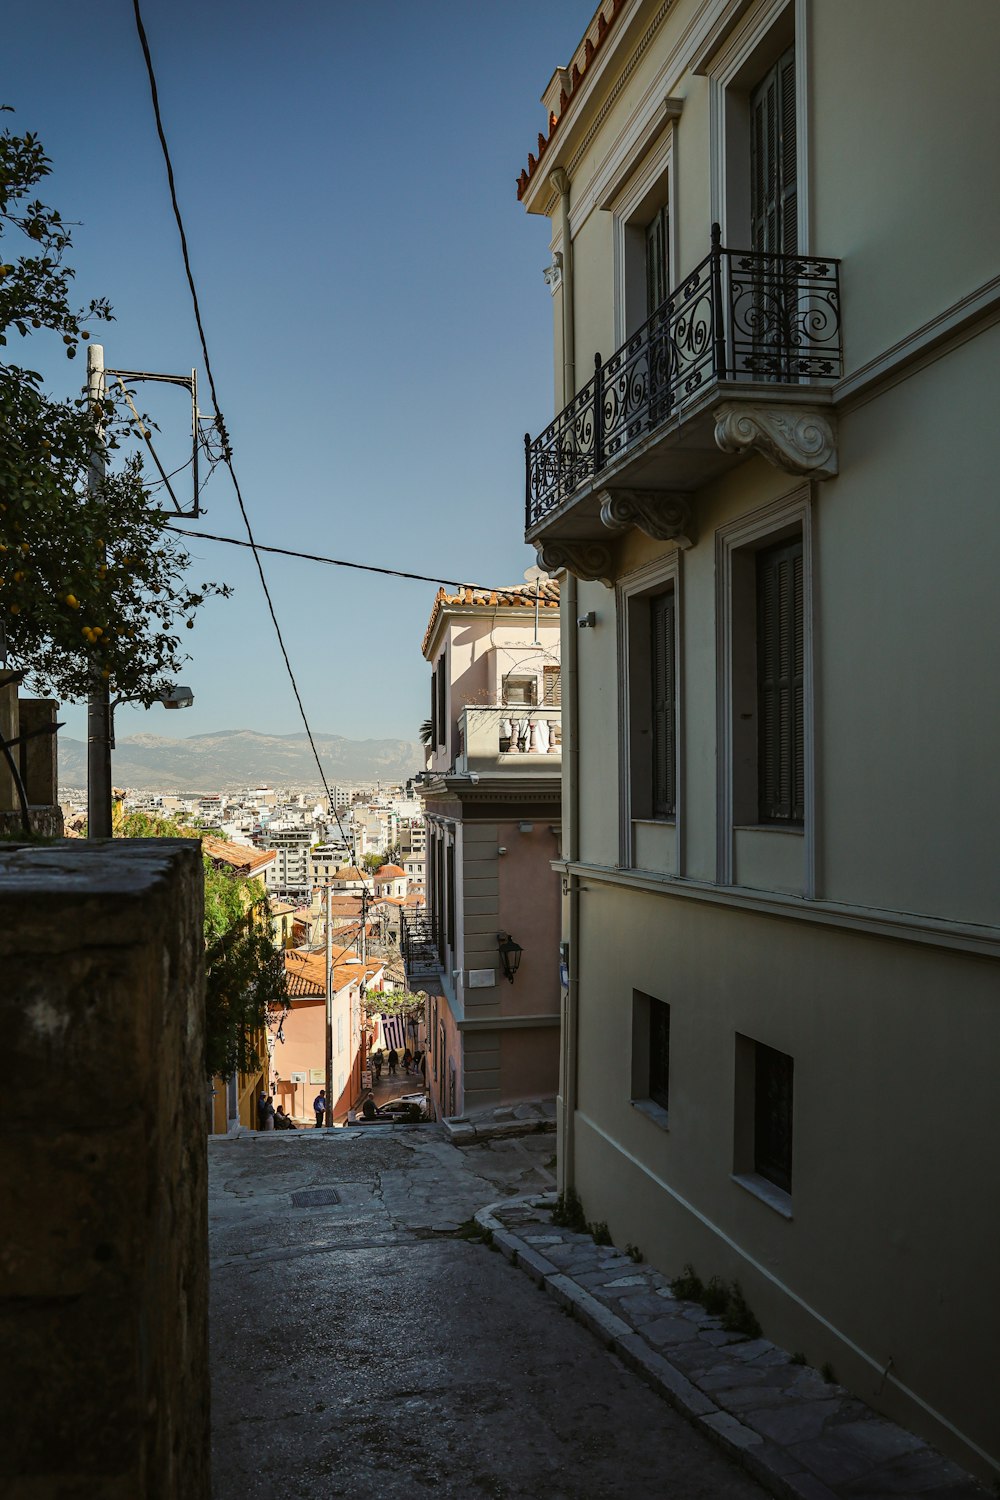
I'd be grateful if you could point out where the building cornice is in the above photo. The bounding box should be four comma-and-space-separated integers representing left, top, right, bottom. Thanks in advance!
554, 859, 1000, 960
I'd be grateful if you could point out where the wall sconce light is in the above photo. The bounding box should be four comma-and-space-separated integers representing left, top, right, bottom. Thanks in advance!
497, 932, 523, 984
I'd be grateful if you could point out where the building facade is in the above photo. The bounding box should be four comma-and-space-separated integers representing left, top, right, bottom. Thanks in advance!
517, 0, 1000, 1480
408, 584, 563, 1120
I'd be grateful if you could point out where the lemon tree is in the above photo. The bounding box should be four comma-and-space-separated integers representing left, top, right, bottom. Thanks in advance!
0, 113, 229, 703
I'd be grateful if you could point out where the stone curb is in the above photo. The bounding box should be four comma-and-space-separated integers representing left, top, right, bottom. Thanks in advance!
474, 1197, 990, 1500
442, 1115, 557, 1146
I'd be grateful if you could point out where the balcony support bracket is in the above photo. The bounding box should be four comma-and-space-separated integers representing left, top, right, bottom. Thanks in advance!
534, 540, 615, 588
598, 488, 697, 549
713, 401, 838, 480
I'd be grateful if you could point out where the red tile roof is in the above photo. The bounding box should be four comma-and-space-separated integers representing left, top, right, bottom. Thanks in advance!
422, 580, 560, 656
516, 0, 626, 201
202, 835, 276, 877
284, 945, 384, 999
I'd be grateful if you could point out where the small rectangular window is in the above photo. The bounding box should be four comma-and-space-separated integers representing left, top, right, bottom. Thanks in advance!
503, 674, 538, 706
648, 997, 670, 1110
631, 989, 670, 1124
754, 1041, 793, 1193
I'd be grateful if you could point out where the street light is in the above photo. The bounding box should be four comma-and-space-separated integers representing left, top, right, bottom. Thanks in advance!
497, 932, 523, 984
88, 683, 195, 837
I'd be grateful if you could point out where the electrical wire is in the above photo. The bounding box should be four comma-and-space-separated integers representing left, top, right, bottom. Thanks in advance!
131, 0, 557, 913
131, 0, 374, 890
163, 525, 506, 592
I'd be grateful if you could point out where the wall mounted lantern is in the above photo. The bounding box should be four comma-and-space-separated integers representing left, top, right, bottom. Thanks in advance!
497, 932, 523, 984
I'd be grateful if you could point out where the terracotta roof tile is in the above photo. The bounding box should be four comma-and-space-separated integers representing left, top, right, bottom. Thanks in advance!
422, 579, 560, 656
516, 0, 625, 201
202, 834, 276, 876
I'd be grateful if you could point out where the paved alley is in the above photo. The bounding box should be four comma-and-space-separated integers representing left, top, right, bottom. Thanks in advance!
209, 1127, 765, 1500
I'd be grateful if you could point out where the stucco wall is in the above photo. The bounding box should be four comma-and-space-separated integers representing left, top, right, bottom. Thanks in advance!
570, 879, 1000, 1473
0, 839, 210, 1499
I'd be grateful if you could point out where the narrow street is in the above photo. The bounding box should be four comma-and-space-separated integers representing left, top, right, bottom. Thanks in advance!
209, 1127, 766, 1500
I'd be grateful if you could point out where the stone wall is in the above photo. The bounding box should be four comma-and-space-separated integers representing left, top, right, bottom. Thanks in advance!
0, 839, 210, 1500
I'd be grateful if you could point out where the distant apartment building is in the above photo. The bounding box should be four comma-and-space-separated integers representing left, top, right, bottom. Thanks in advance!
405, 582, 562, 1120
265, 825, 312, 897
309, 840, 351, 889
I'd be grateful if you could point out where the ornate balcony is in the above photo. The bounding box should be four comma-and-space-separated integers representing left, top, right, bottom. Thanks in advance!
524, 226, 842, 568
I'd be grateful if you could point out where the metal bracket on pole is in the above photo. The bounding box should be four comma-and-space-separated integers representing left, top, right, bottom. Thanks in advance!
108, 367, 210, 518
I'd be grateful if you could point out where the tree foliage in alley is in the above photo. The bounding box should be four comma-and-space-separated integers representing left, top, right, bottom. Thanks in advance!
112, 808, 289, 1080
0, 112, 229, 702
363, 988, 425, 1023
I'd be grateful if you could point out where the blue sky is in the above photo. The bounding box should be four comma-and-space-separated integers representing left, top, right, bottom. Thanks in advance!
6, 0, 587, 746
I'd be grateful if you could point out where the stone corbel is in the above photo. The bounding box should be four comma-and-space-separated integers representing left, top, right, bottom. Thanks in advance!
534, 540, 615, 587
714, 402, 838, 480
598, 488, 697, 549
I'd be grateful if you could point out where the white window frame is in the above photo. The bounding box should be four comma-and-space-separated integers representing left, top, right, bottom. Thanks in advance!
608, 129, 675, 347
705, 0, 810, 256
715, 484, 814, 894
616, 549, 683, 872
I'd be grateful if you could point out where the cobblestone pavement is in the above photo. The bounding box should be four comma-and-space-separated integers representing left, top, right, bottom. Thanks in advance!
478, 1197, 990, 1500
209, 1126, 766, 1500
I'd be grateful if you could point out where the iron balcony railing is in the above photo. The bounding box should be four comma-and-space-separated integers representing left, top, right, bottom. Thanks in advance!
400, 909, 441, 979
525, 224, 842, 530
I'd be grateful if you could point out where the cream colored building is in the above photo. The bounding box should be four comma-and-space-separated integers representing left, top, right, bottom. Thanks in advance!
407, 584, 563, 1119
517, 0, 1000, 1481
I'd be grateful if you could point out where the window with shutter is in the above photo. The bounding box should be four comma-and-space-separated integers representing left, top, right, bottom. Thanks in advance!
756, 538, 804, 823
754, 1042, 793, 1193
650, 588, 677, 819
542, 665, 562, 706
645, 204, 669, 317
430, 666, 438, 749
436, 651, 447, 748
750, 48, 797, 378
445, 841, 456, 955
750, 48, 796, 258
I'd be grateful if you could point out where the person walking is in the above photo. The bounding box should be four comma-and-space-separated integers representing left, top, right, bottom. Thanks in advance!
372, 1049, 383, 1082
402, 1047, 413, 1075
387, 1047, 399, 1076
313, 1089, 327, 1128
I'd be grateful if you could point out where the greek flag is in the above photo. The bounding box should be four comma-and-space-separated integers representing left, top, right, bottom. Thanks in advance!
380, 1014, 407, 1052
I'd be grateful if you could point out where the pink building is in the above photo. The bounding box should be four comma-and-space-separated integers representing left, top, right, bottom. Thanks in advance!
408, 582, 562, 1119
275, 947, 384, 1122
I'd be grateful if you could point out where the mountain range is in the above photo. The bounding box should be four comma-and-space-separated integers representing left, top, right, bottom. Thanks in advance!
58, 729, 423, 793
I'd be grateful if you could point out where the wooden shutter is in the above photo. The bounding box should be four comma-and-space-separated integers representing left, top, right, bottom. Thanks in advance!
430, 666, 438, 748
437, 652, 447, 746
645, 204, 669, 317
542, 665, 562, 706
650, 589, 676, 819
445, 841, 456, 954
756, 538, 804, 822
750, 48, 796, 258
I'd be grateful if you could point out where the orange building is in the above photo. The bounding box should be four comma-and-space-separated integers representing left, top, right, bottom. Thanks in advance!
275, 947, 385, 1123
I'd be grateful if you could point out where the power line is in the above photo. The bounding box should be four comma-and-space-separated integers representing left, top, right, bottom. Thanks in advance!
163, 525, 502, 592
131, 0, 373, 890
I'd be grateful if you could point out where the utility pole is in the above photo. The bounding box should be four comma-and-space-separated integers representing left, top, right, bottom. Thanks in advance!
86, 344, 113, 839
324, 882, 333, 1126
